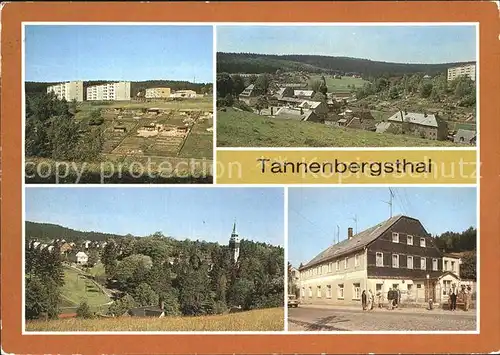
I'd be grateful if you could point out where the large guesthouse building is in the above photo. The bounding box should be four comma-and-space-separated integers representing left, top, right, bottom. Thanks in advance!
298, 215, 463, 306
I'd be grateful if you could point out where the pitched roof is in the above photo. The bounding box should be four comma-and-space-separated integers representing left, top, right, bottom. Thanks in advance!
300, 215, 406, 270
298, 100, 322, 109
375, 121, 392, 133
275, 107, 313, 121
294, 90, 314, 97
454, 129, 476, 144
387, 111, 438, 128
239, 84, 255, 97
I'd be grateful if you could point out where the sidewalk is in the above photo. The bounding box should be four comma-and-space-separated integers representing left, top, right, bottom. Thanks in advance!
297, 303, 476, 316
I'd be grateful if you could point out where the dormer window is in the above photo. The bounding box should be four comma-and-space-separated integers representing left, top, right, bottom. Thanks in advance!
392, 232, 399, 243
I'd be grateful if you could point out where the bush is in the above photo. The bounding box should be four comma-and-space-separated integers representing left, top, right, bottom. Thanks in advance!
76, 300, 94, 319
233, 100, 253, 112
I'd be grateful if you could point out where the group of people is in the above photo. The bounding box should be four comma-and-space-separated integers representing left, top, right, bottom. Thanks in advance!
448, 285, 473, 311
362, 287, 402, 311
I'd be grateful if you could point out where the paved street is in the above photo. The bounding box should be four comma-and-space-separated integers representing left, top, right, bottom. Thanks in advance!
288, 305, 476, 331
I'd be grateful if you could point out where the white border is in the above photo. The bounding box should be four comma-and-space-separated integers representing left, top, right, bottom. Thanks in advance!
21, 21, 479, 336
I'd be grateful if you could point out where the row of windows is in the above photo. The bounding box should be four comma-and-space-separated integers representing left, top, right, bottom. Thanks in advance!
303, 253, 362, 278
303, 283, 362, 300
376, 252, 440, 271
391, 232, 427, 247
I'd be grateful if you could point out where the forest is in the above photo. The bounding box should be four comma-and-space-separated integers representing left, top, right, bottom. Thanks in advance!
217, 52, 474, 78
25, 231, 284, 320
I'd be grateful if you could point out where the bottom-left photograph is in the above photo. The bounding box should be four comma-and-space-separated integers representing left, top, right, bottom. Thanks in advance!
24, 187, 285, 332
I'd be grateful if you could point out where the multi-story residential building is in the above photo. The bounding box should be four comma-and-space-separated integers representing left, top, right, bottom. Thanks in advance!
86, 81, 131, 101
447, 63, 476, 81
145, 87, 171, 99
46, 81, 84, 102
298, 215, 463, 306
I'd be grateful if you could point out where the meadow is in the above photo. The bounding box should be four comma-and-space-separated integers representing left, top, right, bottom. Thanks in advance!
26, 307, 284, 332
217, 109, 461, 148
308, 75, 368, 93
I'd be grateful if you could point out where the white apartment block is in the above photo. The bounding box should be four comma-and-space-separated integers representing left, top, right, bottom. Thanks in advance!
447, 63, 476, 81
46, 81, 84, 102
145, 87, 171, 99
86, 81, 131, 101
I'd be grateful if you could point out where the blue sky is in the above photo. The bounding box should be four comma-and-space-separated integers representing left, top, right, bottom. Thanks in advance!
217, 25, 476, 64
288, 187, 477, 267
25, 25, 213, 82
25, 187, 284, 246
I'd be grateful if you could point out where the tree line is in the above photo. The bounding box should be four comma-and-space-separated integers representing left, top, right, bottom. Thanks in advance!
217, 52, 473, 77
434, 227, 477, 280
25, 92, 103, 162
354, 73, 475, 108
25, 221, 127, 243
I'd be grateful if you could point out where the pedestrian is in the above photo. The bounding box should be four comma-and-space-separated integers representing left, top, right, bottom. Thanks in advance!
368, 290, 374, 310
387, 289, 393, 310
464, 285, 471, 311
361, 290, 367, 310
450, 289, 457, 311
376, 290, 382, 308
396, 288, 401, 308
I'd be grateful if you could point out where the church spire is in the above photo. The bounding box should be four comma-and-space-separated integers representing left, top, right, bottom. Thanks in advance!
232, 220, 237, 234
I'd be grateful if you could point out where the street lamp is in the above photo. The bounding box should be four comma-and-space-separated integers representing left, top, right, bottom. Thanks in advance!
426, 274, 432, 310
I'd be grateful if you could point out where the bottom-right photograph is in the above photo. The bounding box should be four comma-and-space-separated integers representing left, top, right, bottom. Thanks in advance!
287, 187, 477, 332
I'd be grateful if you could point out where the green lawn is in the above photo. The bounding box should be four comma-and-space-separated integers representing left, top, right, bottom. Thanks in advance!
61, 267, 111, 307
217, 108, 461, 148
309, 75, 367, 93
87, 262, 106, 278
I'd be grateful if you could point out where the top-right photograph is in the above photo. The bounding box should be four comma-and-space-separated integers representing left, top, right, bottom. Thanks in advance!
216, 25, 477, 148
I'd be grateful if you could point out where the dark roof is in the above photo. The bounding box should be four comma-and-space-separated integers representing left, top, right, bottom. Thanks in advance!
301, 215, 416, 270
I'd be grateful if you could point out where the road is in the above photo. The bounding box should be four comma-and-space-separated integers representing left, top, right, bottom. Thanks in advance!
288, 306, 476, 331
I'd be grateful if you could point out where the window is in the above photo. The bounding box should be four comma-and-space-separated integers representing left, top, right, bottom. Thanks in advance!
308, 287, 312, 298
376, 252, 384, 266
328, 263, 332, 273
451, 261, 456, 273
407, 255, 413, 269
317, 286, 322, 298
336, 260, 340, 271
344, 257, 348, 269
392, 232, 399, 243
421, 257, 426, 270
318, 266, 321, 275
392, 254, 399, 268
420, 237, 426, 247
407, 235, 413, 245
376, 283, 383, 292
338, 284, 344, 299
444, 260, 449, 271
432, 258, 438, 271
326, 285, 332, 298
355, 254, 360, 267
353, 283, 361, 300
416, 284, 422, 289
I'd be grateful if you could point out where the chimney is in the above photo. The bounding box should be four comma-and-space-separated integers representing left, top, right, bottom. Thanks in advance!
348, 227, 353, 240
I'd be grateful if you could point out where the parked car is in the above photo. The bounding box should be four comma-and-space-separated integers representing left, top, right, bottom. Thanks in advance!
288, 294, 300, 308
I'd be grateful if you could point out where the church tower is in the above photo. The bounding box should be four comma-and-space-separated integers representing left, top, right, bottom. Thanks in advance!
229, 221, 240, 263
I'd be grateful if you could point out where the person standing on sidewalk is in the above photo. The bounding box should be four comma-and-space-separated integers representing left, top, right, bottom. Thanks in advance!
387, 288, 393, 310
368, 290, 374, 310
464, 285, 471, 311
362, 290, 367, 310
450, 289, 458, 311
376, 290, 382, 308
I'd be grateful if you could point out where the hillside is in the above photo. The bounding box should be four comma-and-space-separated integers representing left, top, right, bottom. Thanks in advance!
217, 52, 474, 77
217, 109, 460, 148
25, 307, 284, 331
25, 221, 128, 242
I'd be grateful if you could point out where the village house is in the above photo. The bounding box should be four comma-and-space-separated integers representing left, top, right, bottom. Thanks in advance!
238, 84, 259, 106
293, 89, 314, 100
128, 306, 165, 318
379, 111, 448, 140
298, 215, 464, 307
336, 110, 376, 131
75, 251, 89, 265
298, 100, 329, 120
113, 125, 127, 133
453, 129, 476, 145
273, 107, 321, 123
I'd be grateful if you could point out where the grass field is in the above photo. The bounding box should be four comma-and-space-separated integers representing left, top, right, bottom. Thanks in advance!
217, 109, 461, 147
308, 75, 367, 93
78, 97, 213, 111
26, 307, 284, 332
60, 267, 111, 307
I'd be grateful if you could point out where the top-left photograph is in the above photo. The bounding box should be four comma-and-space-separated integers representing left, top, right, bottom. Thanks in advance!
24, 24, 214, 184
